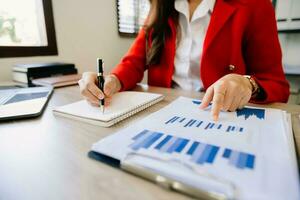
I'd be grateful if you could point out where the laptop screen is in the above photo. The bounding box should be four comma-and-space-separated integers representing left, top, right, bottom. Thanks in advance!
4, 92, 50, 105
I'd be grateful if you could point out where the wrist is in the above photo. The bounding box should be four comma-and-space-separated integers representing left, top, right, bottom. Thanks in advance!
243, 75, 260, 98
110, 74, 122, 92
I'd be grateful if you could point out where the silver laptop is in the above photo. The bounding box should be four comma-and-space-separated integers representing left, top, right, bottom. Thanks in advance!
0, 86, 53, 120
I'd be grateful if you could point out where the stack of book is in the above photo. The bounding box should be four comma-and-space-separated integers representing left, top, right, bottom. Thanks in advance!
13, 62, 79, 87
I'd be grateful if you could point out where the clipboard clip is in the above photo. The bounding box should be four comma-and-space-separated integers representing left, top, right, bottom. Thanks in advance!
121, 152, 238, 200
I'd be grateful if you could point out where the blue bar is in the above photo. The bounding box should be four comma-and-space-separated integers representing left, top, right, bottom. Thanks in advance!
132, 130, 149, 140
197, 121, 203, 127
191, 143, 206, 162
131, 132, 163, 150
160, 136, 177, 153
239, 127, 244, 132
236, 152, 248, 169
166, 138, 179, 153
142, 133, 163, 149
205, 123, 211, 129
226, 126, 231, 132
130, 131, 152, 150
131, 132, 154, 150
171, 116, 180, 123
210, 123, 215, 129
155, 135, 172, 150
179, 118, 186, 123
187, 142, 200, 155
206, 146, 219, 164
167, 138, 184, 153
246, 154, 255, 169
196, 144, 213, 164
189, 120, 197, 127
229, 151, 240, 166
165, 116, 177, 124
184, 119, 194, 127
175, 139, 189, 153
192, 100, 201, 105
231, 126, 235, 131
223, 148, 232, 158
217, 124, 222, 129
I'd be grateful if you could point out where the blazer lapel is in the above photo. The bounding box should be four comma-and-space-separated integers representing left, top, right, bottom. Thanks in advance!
203, 0, 237, 52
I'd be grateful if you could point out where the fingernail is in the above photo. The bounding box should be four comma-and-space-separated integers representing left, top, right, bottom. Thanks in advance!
98, 94, 104, 99
199, 104, 205, 109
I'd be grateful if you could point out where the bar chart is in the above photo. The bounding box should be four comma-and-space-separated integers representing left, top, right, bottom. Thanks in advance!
165, 116, 245, 134
130, 130, 220, 165
129, 130, 256, 170
222, 148, 255, 169
236, 107, 265, 120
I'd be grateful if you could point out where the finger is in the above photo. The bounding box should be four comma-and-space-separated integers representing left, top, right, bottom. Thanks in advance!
87, 82, 104, 99
104, 96, 112, 107
238, 101, 246, 110
79, 81, 100, 104
104, 77, 116, 97
83, 91, 100, 105
222, 89, 234, 111
199, 86, 214, 109
229, 96, 242, 112
211, 83, 227, 121
211, 93, 225, 121
87, 100, 99, 107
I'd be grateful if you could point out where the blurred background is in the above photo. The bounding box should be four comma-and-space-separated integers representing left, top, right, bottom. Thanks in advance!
0, 0, 299, 103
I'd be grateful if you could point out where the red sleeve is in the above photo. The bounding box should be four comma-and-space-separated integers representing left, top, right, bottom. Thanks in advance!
111, 29, 147, 91
244, 0, 290, 103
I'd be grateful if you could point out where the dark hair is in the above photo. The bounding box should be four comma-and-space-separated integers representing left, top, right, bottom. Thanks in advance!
145, 0, 177, 65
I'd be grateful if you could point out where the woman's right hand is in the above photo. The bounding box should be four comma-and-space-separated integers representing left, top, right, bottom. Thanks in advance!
78, 72, 122, 107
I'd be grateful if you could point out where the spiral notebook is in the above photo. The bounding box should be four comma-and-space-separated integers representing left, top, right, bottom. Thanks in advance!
53, 91, 164, 127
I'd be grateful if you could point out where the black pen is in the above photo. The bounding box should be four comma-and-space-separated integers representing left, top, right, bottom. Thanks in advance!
97, 58, 105, 113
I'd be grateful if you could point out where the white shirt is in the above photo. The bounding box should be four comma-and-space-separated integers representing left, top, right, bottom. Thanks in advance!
173, 0, 216, 91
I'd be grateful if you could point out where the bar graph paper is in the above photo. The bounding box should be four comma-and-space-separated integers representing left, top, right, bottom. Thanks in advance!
129, 129, 255, 169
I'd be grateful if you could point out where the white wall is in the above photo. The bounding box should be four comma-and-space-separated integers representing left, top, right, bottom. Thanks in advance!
0, 0, 134, 82
279, 34, 300, 67
279, 34, 300, 104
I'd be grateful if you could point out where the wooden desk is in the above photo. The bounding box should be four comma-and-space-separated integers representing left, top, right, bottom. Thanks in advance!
1, 85, 300, 200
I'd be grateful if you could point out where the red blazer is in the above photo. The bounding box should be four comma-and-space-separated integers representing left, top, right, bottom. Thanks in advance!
112, 0, 290, 103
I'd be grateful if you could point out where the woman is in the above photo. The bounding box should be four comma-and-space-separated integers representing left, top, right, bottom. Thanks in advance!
79, 0, 289, 121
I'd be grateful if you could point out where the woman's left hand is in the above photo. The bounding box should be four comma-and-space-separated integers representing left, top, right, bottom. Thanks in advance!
199, 74, 253, 121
